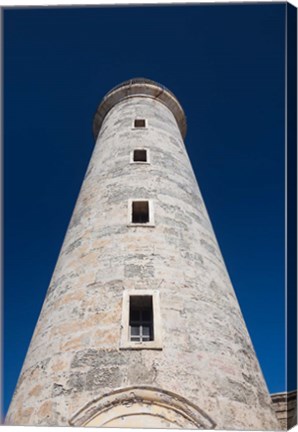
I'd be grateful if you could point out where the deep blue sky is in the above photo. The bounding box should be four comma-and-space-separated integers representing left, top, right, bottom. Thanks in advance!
3, 4, 286, 417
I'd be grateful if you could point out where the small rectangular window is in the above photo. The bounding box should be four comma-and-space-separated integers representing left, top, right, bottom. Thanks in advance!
133, 149, 147, 162
128, 199, 154, 227
130, 149, 150, 164
132, 201, 149, 223
134, 119, 146, 128
129, 296, 153, 342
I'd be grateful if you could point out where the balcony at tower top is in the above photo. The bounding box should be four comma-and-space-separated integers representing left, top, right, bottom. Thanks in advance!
93, 78, 187, 140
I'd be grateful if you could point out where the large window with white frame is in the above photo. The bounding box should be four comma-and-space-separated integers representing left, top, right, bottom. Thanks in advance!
120, 290, 162, 350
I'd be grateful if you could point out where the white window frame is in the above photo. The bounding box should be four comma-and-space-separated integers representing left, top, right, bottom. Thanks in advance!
130, 148, 150, 165
120, 290, 162, 350
132, 118, 148, 129
127, 199, 155, 227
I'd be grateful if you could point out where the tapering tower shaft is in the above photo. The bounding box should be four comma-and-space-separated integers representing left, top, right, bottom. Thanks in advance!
6, 79, 279, 430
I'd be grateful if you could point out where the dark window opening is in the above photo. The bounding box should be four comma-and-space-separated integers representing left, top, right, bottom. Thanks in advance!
129, 296, 153, 342
132, 201, 149, 223
134, 119, 146, 128
133, 149, 147, 162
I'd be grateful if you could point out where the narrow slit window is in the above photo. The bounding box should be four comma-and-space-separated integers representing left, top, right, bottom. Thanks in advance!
133, 149, 147, 162
134, 119, 146, 128
132, 201, 149, 223
129, 296, 153, 342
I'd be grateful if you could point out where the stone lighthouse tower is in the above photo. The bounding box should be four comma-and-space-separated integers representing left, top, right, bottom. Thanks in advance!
6, 78, 280, 429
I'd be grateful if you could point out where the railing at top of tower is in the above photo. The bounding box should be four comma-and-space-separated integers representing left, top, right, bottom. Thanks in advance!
93, 78, 187, 140
107, 78, 179, 103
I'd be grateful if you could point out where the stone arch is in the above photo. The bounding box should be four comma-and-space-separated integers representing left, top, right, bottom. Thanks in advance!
69, 386, 216, 429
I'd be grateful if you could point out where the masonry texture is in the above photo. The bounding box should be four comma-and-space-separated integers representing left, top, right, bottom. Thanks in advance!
6, 79, 280, 429
271, 390, 297, 429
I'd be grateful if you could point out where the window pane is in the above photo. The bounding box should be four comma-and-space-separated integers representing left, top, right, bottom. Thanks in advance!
134, 119, 146, 128
129, 295, 154, 343
131, 336, 141, 341
134, 149, 147, 162
130, 310, 140, 321
142, 309, 151, 321
131, 326, 140, 336
142, 326, 150, 336
132, 201, 149, 223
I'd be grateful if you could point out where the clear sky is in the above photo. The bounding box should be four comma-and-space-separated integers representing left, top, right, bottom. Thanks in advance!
3, 3, 286, 417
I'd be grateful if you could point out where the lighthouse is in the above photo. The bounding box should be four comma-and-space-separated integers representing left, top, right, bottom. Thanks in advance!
6, 78, 280, 429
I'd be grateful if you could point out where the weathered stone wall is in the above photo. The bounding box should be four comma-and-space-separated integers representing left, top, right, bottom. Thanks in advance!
271, 390, 297, 430
6, 82, 280, 429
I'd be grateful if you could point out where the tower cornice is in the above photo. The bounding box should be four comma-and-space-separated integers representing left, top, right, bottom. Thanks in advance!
93, 78, 187, 140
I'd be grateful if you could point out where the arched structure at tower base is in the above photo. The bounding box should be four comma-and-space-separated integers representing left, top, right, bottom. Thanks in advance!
69, 386, 216, 429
